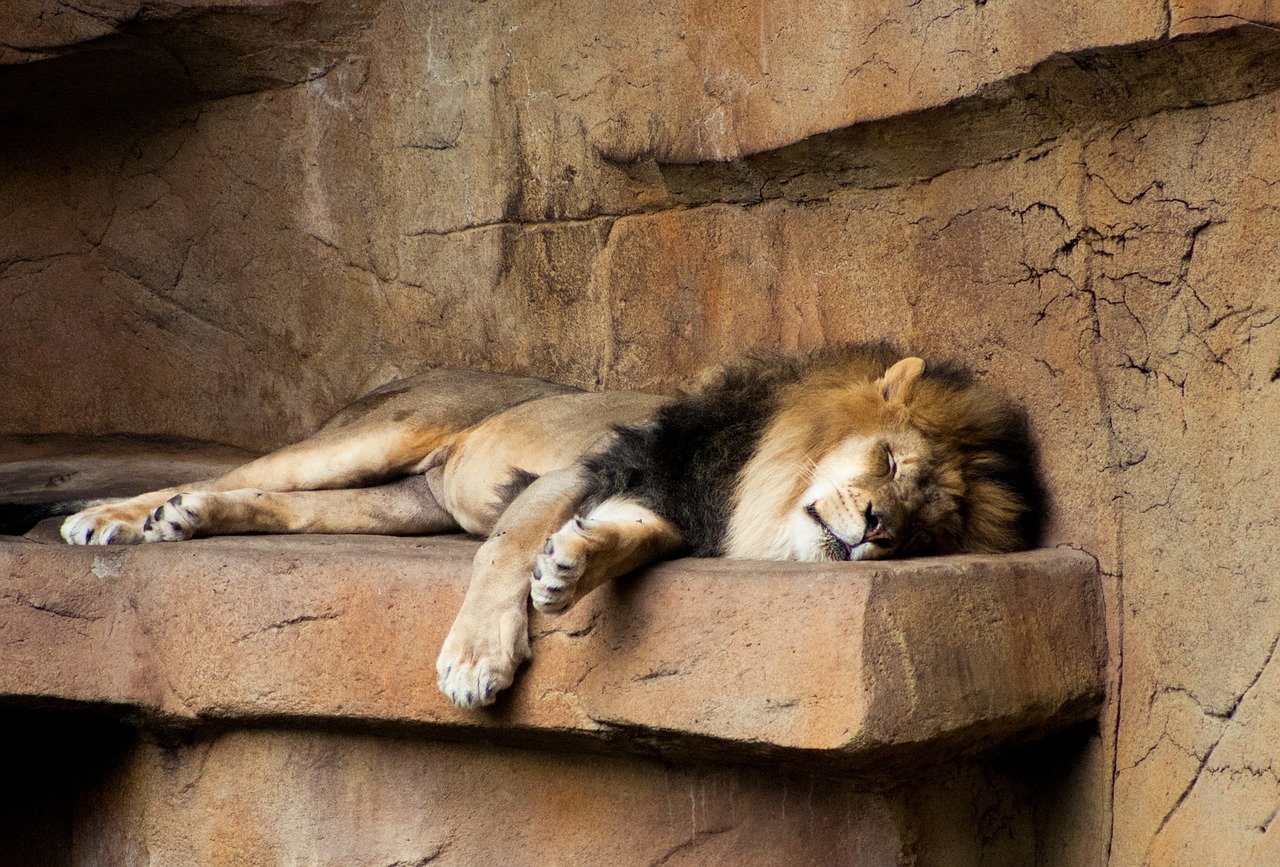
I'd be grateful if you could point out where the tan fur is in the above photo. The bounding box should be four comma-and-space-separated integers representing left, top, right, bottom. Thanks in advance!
141, 475, 460, 540
56, 352, 1033, 709
531, 499, 683, 614
720, 354, 1030, 563
61, 371, 596, 545
437, 467, 594, 707
438, 392, 663, 534
725, 358, 927, 560
57, 370, 667, 709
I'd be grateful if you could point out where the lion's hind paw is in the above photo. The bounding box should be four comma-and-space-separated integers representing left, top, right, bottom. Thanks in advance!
61, 506, 145, 545
140, 493, 205, 542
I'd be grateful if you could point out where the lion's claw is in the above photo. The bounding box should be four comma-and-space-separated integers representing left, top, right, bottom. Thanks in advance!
140, 494, 203, 542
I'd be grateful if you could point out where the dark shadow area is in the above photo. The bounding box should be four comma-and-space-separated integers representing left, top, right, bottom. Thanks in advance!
0, 708, 136, 867
0, 0, 380, 127
992, 720, 1107, 865
646, 26, 1280, 204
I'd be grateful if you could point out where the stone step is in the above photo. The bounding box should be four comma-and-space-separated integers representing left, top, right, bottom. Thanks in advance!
2, 528, 1102, 777
0, 438, 1105, 776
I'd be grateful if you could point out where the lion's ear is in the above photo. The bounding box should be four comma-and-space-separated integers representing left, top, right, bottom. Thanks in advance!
878, 357, 925, 404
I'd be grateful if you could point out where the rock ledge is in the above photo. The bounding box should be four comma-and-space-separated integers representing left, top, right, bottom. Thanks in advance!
1, 529, 1102, 775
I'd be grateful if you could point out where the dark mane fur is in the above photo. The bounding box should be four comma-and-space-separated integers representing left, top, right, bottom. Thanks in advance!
907, 359, 1046, 552
580, 342, 1044, 557
579, 353, 801, 556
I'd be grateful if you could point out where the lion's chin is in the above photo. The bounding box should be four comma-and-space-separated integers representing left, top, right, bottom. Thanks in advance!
848, 541, 897, 561
797, 535, 895, 562
821, 533, 853, 560
783, 511, 901, 562
808, 519, 898, 562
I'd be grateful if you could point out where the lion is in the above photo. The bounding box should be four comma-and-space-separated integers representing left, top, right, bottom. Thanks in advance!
13, 343, 1041, 708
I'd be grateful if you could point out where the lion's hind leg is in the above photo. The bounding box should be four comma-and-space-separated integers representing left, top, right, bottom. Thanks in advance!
531, 498, 683, 614
58, 370, 579, 547
60, 421, 461, 545
139, 472, 459, 542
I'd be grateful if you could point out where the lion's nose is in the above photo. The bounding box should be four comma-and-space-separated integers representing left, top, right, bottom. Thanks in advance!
861, 504, 895, 546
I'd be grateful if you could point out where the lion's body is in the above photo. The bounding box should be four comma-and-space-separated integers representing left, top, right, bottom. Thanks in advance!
575, 344, 1039, 562
44, 343, 1040, 708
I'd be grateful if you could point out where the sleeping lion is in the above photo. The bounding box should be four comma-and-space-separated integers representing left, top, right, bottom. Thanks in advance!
40, 343, 1041, 708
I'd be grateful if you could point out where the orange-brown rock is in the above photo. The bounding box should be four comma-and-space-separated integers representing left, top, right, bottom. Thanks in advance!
0, 532, 1101, 771
4, 0, 1280, 863
0, 436, 1102, 865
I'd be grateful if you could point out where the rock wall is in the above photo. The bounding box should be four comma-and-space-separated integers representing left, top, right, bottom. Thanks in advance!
3, 1, 1280, 864
9, 709, 1069, 867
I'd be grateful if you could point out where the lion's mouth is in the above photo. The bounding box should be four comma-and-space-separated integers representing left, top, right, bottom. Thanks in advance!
806, 503, 895, 560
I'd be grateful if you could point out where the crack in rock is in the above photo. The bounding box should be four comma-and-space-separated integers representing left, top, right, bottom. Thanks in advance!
234, 610, 341, 643
1147, 631, 1280, 844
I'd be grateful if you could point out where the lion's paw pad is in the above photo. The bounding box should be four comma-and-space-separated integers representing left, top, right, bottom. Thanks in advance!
140, 494, 204, 542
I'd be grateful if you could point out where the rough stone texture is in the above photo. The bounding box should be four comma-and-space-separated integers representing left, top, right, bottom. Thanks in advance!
0, 0, 379, 106
2, 0, 1280, 864
5, 708, 1079, 867
0, 0, 1169, 157
0, 443, 1102, 865
0, 434, 253, 505
0, 530, 1101, 774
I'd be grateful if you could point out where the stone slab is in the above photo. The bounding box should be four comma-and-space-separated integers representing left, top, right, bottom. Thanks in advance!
0, 527, 1103, 774
0, 434, 255, 505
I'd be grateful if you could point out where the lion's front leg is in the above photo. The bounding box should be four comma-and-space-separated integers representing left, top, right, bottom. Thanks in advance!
435, 551, 534, 708
436, 468, 589, 709
531, 498, 683, 614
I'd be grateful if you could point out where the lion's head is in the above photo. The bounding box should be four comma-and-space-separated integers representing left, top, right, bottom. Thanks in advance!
724, 348, 1041, 561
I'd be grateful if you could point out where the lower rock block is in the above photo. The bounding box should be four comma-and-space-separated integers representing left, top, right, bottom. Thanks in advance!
0, 498, 1102, 865
5, 708, 1089, 867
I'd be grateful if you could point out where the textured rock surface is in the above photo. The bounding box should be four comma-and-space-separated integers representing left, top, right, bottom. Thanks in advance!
0, 434, 253, 505
0, 0, 379, 107
2, 0, 1280, 864
0, 441, 1102, 866
0, 530, 1101, 772
5, 708, 1084, 867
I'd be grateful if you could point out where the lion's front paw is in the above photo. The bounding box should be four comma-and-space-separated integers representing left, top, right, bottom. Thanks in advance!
436, 609, 531, 709
61, 506, 145, 545
141, 494, 205, 542
531, 517, 592, 614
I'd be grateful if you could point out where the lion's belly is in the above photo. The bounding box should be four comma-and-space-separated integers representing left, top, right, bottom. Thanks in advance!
439, 391, 666, 534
